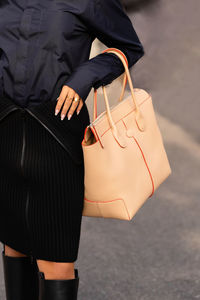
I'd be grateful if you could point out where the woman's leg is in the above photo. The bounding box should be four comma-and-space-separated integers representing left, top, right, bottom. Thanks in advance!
2, 244, 39, 300
36, 260, 79, 300
4, 244, 28, 257
36, 259, 75, 279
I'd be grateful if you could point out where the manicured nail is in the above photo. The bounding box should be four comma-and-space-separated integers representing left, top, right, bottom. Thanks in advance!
68, 114, 72, 120
61, 114, 65, 120
55, 109, 59, 116
77, 110, 80, 115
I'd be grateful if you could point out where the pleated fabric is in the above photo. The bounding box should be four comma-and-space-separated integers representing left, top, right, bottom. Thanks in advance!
0, 109, 85, 262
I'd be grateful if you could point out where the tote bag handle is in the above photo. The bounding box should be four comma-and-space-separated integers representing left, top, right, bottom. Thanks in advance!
93, 48, 146, 140
93, 48, 128, 121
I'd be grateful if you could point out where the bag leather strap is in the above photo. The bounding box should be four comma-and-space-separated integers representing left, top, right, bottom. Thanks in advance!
93, 48, 128, 121
93, 48, 146, 137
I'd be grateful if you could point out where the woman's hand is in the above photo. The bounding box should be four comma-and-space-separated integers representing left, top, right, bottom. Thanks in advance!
55, 85, 84, 120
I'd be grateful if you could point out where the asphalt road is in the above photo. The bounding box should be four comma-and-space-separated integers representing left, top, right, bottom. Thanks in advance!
0, 0, 199, 299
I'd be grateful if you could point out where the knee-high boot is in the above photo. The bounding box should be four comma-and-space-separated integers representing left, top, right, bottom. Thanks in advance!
2, 245, 39, 300
38, 269, 79, 300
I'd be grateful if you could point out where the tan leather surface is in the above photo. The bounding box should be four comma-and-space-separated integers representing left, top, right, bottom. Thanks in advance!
82, 48, 172, 220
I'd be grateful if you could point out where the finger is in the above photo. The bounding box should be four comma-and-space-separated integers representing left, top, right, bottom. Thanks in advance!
60, 90, 76, 120
67, 94, 81, 120
55, 86, 69, 115
76, 96, 84, 115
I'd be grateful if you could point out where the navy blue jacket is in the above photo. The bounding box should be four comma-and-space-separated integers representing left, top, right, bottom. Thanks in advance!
0, 0, 144, 163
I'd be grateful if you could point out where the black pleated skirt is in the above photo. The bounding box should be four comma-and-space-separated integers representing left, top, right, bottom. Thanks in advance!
0, 108, 85, 262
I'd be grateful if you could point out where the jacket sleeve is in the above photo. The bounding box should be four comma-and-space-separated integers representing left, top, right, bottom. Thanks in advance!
64, 0, 145, 102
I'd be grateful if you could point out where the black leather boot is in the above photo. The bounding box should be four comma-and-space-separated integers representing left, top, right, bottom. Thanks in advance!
38, 268, 79, 300
2, 246, 39, 300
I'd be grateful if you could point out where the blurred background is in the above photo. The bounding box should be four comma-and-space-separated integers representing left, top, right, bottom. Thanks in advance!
0, 0, 199, 299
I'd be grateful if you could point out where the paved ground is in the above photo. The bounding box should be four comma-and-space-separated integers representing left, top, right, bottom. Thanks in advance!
0, 0, 199, 299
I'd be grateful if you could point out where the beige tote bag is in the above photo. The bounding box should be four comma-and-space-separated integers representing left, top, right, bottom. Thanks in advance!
82, 48, 172, 220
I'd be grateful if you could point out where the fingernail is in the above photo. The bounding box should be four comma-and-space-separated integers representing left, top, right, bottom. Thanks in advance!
56, 97, 59, 101
77, 110, 80, 115
61, 114, 65, 120
68, 114, 72, 120
55, 109, 59, 116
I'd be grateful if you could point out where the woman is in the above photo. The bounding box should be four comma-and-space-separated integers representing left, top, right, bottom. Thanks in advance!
0, 0, 144, 299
